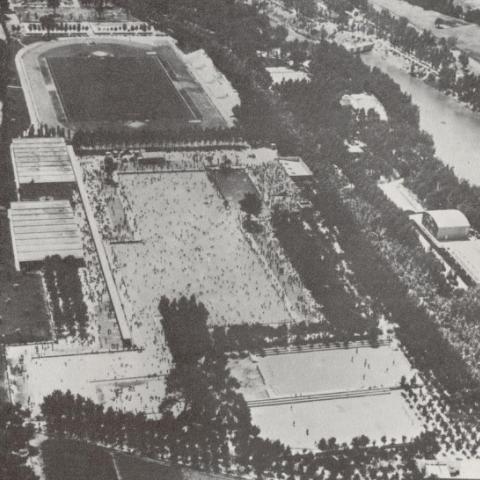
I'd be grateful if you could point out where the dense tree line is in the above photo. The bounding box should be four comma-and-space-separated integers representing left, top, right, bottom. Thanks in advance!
159, 295, 211, 366
44, 255, 89, 339
271, 205, 378, 340
71, 126, 243, 151
0, 401, 37, 480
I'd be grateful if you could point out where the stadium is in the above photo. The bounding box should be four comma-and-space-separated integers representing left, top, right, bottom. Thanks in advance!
16, 36, 237, 132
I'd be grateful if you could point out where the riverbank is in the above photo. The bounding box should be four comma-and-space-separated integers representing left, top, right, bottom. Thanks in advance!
361, 47, 480, 186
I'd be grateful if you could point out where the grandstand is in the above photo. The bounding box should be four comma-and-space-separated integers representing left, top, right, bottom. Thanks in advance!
184, 49, 240, 127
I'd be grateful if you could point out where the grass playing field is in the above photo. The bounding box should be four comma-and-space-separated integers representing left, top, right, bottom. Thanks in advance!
20, 38, 229, 130
47, 55, 194, 123
42, 439, 118, 480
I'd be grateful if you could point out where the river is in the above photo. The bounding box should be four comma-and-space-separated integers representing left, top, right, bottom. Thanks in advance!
361, 49, 480, 186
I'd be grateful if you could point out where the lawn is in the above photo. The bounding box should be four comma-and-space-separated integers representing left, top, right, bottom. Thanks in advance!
114, 453, 183, 480
47, 55, 194, 123
42, 439, 117, 480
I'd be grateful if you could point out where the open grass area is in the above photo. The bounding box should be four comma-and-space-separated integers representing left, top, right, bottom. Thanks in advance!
114, 453, 183, 480
20, 38, 228, 130
42, 440, 241, 480
42, 439, 117, 480
47, 55, 194, 123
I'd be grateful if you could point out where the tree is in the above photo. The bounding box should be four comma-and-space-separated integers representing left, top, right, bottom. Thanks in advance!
40, 14, 56, 38
159, 295, 211, 366
0, 402, 36, 480
459, 51, 469, 70
47, 0, 60, 15
239, 192, 262, 218
0, 0, 9, 14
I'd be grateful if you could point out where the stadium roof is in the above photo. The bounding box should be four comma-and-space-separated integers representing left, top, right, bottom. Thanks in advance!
278, 156, 313, 178
426, 209, 470, 229
9, 200, 83, 269
11, 137, 75, 187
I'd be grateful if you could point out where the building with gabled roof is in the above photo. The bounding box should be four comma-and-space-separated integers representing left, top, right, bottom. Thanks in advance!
10, 137, 75, 200
9, 200, 83, 270
422, 209, 471, 241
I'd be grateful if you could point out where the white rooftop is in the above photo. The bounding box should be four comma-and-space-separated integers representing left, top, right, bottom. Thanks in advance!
9, 200, 83, 269
340, 93, 388, 121
426, 209, 470, 229
11, 137, 75, 186
266, 67, 310, 85
278, 156, 313, 178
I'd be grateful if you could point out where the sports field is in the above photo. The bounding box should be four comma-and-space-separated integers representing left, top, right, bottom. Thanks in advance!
259, 344, 413, 395
230, 344, 424, 448
252, 390, 422, 449
47, 55, 194, 123
109, 170, 295, 327
18, 38, 229, 130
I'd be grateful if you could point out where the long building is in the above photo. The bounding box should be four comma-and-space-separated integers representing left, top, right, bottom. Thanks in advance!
422, 209, 470, 241
10, 137, 75, 200
8, 200, 83, 270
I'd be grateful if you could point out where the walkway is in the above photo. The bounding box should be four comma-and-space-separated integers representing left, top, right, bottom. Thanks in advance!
69, 146, 132, 344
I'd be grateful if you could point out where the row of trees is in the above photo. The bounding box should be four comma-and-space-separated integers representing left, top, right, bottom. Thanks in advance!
44, 255, 89, 339
271, 205, 379, 341
71, 127, 244, 151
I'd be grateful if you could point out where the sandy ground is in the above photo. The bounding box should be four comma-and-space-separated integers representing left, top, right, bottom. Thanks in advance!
259, 345, 414, 396
252, 390, 423, 449
378, 179, 424, 212
230, 344, 415, 401
231, 345, 422, 448
7, 343, 167, 417
110, 171, 294, 327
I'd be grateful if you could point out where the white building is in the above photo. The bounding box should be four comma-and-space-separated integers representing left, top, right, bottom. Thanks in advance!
422, 209, 471, 241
